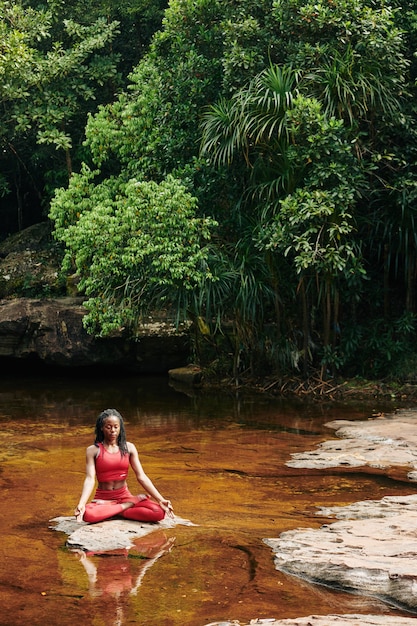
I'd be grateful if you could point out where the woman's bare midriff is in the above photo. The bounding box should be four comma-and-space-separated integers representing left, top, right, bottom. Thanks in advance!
97, 480, 127, 490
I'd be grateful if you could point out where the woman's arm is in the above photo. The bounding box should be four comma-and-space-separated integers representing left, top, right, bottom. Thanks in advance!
74, 445, 97, 522
128, 442, 174, 517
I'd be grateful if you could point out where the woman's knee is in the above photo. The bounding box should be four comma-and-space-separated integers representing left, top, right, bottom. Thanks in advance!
151, 507, 165, 522
83, 503, 121, 523
143, 501, 165, 521
123, 505, 165, 523
83, 509, 100, 523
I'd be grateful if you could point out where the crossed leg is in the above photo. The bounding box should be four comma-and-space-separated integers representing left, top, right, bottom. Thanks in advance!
121, 499, 165, 522
83, 497, 165, 524
83, 500, 134, 523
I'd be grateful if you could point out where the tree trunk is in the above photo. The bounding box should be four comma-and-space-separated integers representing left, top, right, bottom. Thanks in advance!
65, 148, 73, 178
332, 287, 340, 348
299, 277, 309, 379
384, 243, 390, 318
323, 278, 331, 348
405, 252, 416, 313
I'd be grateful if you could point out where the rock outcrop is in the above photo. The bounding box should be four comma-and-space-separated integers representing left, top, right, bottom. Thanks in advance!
0, 222, 61, 298
168, 364, 202, 386
286, 410, 417, 481
0, 222, 190, 372
0, 297, 189, 372
50, 515, 195, 552
258, 411, 417, 615
204, 617, 417, 625
264, 494, 417, 612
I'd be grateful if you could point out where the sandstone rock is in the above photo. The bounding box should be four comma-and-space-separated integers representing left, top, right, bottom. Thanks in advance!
286, 410, 417, 481
0, 222, 191, 372
0, 297, 189, 372
316, 493, 417, 520
168, 365, 202, 386
257, 413, 417, 615
50, 515, 195, 552
204, 617, 417, 625
264, 493, 417, 611
0, 222, 62, 298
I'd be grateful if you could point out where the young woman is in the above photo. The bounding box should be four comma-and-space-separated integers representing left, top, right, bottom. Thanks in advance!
75, 409, 174, 524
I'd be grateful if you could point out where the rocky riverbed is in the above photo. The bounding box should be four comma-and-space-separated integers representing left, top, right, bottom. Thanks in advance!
265, 494, 417, 611
257, 409, 417, 625
204, 618, 417, 625
51, 408, 417, 625
204, 617, 417, 625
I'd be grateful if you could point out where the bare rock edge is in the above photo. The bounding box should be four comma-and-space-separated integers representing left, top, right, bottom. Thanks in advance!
50, 514, 195, 552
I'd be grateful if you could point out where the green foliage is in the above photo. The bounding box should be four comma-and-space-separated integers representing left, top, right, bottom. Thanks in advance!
0, 0, 167, 230
80, 0, 225, 181
201, 62, 365, 361
0, 0, 123, 236
154, 0, 223, 56
14, 17, 119, 149
84, 59, 163, 176
201, 64, 301, 172
260, 95, 363, 276
44, 0, 417, 384
330, 313, 417, 379
50, 174, 217, 335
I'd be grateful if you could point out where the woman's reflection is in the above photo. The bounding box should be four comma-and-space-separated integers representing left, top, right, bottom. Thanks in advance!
72, 530, 175, 601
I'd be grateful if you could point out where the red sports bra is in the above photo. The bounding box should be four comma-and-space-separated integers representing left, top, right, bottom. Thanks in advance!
95, 442, 130, 482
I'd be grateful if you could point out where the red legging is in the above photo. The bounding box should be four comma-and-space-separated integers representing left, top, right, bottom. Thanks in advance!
83, 486, 165, 524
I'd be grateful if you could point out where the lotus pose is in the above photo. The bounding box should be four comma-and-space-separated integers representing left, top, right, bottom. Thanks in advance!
75, 409, 174, 524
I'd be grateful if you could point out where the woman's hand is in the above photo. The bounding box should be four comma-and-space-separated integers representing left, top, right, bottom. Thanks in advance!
159, 499, 174, 518
74, 504, 85, 523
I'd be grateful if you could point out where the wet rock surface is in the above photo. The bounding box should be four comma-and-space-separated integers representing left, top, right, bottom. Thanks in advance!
50, 514, 195, 552
261, 410, 417, 616
204, 617, 417, 625
287, 410, 417, 481
264, 494, 417, 611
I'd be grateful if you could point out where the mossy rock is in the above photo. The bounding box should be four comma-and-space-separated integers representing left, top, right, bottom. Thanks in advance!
0, 222, 66, 298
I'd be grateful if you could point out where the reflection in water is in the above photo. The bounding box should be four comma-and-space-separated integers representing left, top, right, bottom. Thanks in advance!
71, 531, 175, 626
1, 373, 416, 625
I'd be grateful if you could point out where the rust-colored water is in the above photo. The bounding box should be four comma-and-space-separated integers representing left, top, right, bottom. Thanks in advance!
0, 373, 415, 626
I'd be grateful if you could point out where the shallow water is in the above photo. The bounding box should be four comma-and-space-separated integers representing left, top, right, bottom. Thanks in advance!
0, 373, 415, 626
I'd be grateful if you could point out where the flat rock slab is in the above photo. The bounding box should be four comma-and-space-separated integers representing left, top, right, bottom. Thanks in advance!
263, 412, 417, 616
204, 617, 417, 625
286, 409, 417, 480
264, 494, 417, 611
317, 493, 417, 520
168, 365, 202, 385
50, 514, 195, 552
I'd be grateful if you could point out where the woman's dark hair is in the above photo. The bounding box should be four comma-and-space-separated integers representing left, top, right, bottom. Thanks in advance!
94, 408, 129, 455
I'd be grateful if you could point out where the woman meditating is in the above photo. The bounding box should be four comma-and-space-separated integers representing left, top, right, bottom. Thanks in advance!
75, 408, 174, 524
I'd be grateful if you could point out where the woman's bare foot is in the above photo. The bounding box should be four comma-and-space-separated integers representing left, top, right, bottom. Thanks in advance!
120, 502, 134, 511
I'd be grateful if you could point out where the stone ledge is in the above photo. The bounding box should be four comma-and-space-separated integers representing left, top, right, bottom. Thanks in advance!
50, 514, 195, 552
264, 493, 417, 611
0, 297, 189, 371
168, 365, 202, 386
286, 409, 417, 481
204, 617, 417, 625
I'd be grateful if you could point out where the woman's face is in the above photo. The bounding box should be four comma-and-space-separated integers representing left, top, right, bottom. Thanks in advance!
101, 415, 121, 442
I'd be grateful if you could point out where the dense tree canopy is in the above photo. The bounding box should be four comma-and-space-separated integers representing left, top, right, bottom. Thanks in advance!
4, 0, 417, 382
0, 0, 166, 231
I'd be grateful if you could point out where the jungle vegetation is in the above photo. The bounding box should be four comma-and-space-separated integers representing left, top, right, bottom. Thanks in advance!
2, 0, 417, 384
